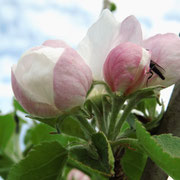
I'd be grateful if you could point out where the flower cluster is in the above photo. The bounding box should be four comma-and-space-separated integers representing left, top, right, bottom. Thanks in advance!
12, 9, 180, 117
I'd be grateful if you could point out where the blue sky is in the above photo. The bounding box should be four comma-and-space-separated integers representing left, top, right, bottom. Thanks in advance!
0, 0, 179, 113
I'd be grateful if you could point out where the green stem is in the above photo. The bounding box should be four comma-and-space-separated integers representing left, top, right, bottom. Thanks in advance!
118, 129, 136, 139
88, 100, 107, 133
76, 115, 96, 135
110, 138, 140, 149
113, 91, 154, 140
108, 95, 125, 140
102, 95, 110, 134
87, 80, 112, 97
93, 80, 112, 95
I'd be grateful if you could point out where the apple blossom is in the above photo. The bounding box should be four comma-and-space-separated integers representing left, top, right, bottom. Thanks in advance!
103, 42, 151, 95
78, 9, 180, 94
78, 9, 143, 82
143, 33, 180, 87
11, 40, 92, 117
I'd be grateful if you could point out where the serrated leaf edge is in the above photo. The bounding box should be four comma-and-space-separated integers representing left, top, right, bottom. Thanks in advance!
92, 132, 114, 174
69, 156, 112, 177
7, 141, 67, 180
136, 121, 180, 179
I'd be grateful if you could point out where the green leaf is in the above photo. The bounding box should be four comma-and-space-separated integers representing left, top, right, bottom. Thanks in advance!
67, 159, 108, 180
136, 101, 146, 115
121, 148, 147, 180
144, 98, 157, 118
91, 173, 108, 180
126, 113, 136, 129
27, 114, 92, 140
0, 153, 14, 179
136, 121, 180, 180
91, 132, 114, 174
13, 98, 27, 114
69, 132, 114, 177
120, 121, 130, 134
30, 123, 82, 146
85, 95, 111, 134
154, 134, 180, 158
26, 115, 57, 128
0, 113, 15, 151
0, 113, 23, 162
8, 141, 68, 180
60, 116, 88, 140
85, 98, 105, 132
69, 146, 111, 177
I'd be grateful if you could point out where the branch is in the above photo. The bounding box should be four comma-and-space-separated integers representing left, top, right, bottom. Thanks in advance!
141, 81, 180, 180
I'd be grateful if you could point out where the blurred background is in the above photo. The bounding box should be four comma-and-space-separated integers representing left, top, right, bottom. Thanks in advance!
0, 0, 179, 179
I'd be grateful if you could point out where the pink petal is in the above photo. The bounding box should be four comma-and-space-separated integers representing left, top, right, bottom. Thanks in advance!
43, 40, 69, 48
14, 47, 64, 105
67, 169, 90, 180
11, 70, 60, 117
103, 42, 150, 94
118, 15, 143, 45
53, 48, 92, 110
78, 10, 143, 81
143, 33, 180, 87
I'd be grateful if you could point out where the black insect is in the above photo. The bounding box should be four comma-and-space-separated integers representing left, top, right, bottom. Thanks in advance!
146, 60, 165, 86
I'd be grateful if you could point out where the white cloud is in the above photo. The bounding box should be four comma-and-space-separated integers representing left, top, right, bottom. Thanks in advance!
0, 83, 13, 97
0, 55, 15, 81
112, 0, 179, 38
25, 9, 88, 46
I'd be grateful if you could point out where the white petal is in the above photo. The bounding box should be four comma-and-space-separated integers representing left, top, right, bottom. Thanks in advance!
14, 47, 64, 105
77, 9, 120, 80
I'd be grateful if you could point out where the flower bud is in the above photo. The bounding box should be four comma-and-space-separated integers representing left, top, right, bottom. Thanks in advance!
103, 42, 151, 95
67, 169, 90, 180
143, 33, 180, 87
11, 40, 92, 117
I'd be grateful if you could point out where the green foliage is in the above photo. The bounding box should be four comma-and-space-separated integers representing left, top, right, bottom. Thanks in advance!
13, 98, 27, 114
7, 141, 68, 180
26, 115, 57, 128
121, 148, 147, 180
120, 121, 130, 133
126, 113, 136, 129
154, 134, 180, 157
1, 84, 179, 179
28, 123, 82, 147
0, 113, 22, 178
0, 113, 15, 151
23, 123, 84, 159
60, 116, 89, 140
85, 97, 107, 133
0, 154, 14, 179
136, 121, 180, 180
27, 114, 92, 140
91, 132, 114, 174
136, 96, 164, 119
69, 132, 114, 177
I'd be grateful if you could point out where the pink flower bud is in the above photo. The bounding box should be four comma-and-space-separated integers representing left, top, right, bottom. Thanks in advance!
67, 169, 90, 180
143, 33, 180, 87
103, 42, 151, 95
11, 40, 92, 117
